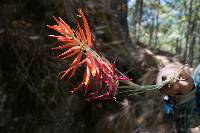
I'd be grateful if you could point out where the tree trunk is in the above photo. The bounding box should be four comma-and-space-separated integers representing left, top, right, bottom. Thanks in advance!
149, 13, 154, 46
188, 37, 196, 66
137, 0, 143, 41
139, 0, 143, 26
133, 0, 139, 40
116, 0, 130, 42
183, 0, 193, 62
154, 0, 160, 47
175, 38, 180, 54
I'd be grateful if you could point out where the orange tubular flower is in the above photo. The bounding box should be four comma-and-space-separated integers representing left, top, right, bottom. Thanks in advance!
48, 9, 129, 101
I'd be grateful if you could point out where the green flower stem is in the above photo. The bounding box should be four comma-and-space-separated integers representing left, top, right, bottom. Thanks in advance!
118, 79, 170, 94
117, 65, 187, 94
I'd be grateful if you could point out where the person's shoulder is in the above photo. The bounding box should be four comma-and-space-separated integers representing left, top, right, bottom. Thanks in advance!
193, 64, 200, 83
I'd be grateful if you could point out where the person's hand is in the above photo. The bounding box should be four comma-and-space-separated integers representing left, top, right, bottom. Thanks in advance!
157, 64, 194, 96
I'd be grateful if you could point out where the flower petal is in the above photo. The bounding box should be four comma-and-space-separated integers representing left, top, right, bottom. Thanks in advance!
78, 9, 92, 47
60, 54, 84, 80
87, 52, 97, 76
58, 17, 73, 34
57, 46, 80, 58
82, 66, 91, 86
49, 35, 74, 43
52, 45, 72, 50
53, 16, 73, 35
75, 19, 87, 44
68, 53, 82, 79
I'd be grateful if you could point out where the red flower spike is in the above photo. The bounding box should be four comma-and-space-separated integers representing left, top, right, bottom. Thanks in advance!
48, 35, 74, 43
58, 17, 73, 34
86, 59, 94, 75
75, 19, 87, 44
47, 25, 63, 33
116, 77, 130, 81
56, 46, 80, 58
61, 49, 80, 60
86, 52, 97, 76
96, 59, 111, 77
48, 9, 130, 101
52, 16, 73, 35
60, 58, 86, 80
82, 66, 91, 96
76, 30, 81, 40
78, 9, 92, 47
68, 53, 82, 79
52, 45, 72, 50
60, 53, 82, 80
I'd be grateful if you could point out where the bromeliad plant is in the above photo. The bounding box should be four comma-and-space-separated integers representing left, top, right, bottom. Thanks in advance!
48, 9, 184, 101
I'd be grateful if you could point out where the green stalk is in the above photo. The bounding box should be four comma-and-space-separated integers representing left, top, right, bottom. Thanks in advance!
118, 79, 170, 94
117, 65, 187, 94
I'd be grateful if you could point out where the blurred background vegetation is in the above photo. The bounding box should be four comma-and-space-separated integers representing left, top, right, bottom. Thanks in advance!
0, 0, 199, 133
128, 0, 200, 66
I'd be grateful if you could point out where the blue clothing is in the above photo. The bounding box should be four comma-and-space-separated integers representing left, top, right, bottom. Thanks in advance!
193, 64, 200, 83
163, 96, 173, 114
193, 64, 200, 112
